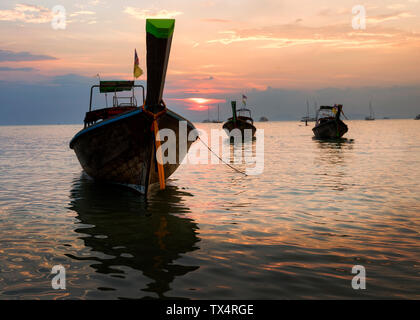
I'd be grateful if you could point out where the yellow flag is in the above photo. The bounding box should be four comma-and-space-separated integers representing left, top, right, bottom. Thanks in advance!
134, 49, 143, 78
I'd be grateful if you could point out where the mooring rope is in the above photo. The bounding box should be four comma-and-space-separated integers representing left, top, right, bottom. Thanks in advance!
197, 136, 248, 176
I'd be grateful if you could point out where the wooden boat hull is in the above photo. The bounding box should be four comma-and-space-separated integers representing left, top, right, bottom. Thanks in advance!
70, 108, 196, 193
312, 119, 348, 139
222, 119, 256, 138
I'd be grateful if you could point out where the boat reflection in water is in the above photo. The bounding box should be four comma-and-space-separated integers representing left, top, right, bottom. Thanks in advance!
313, 138, 354, 192
313, 137, 354, 151
68, 175, 200, 299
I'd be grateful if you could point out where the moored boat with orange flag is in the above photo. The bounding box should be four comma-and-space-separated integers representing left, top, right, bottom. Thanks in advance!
312, 104, 348, 139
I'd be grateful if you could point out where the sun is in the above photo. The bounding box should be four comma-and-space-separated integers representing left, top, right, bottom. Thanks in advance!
187, 98, 212, 104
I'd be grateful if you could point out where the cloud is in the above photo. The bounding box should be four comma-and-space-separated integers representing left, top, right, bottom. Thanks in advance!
207, 22, 420, 49
0, 74, 94, 125
188, 75, 214, 81
0, 67, 38, 72
124, 7, 183, 19
387, 4, 407, 10
70, 11, 96, 17
201, 18, 231, 23
367, 12, 415, 24
74, 1, 101, 10
0, 4, 52, 24
0, 73, 419, 124
68, 9, 97, 25
0, 50, 57, 62
317, 8, 349, 16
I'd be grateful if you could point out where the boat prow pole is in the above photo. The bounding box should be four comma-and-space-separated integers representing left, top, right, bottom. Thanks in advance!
145, 19, 175, 191
231, 101, 237, 124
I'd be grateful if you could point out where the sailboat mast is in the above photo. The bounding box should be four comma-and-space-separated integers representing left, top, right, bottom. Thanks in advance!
370, 101, 374, 118
306, 100, 309, 118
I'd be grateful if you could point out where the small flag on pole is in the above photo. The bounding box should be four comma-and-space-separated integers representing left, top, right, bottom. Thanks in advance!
242, 94, 247, 106
134, 49, 143, 78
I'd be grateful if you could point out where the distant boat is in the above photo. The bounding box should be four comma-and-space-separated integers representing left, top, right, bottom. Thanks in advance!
365, 101, 375, 121
69, 19, 196, 195
259, 116, 268, 122
312, 104, 348, 139
415, 114, 420, 120
223, 100, 256, 139
301, 100, 316, 125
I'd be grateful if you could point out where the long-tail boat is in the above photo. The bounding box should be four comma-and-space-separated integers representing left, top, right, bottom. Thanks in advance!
223, 101, 256, 138
70, 19, 196, 195
312, 104, 348, 139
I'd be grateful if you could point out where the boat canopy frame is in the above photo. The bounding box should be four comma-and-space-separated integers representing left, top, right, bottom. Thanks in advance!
227, 107, 254, 125
237, 107, 253, 118
89, 81, 145, 112
315, 106, 336, 123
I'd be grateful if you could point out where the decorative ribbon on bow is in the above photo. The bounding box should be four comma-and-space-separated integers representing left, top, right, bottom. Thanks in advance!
142, 101, 167, 190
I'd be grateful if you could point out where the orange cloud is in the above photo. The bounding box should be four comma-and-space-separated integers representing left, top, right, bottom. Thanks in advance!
207, 22, 420, 49
201, 18, 231, 23
124, 7, 183, 19
0, 4, 52, 23
367, 12, 415, 24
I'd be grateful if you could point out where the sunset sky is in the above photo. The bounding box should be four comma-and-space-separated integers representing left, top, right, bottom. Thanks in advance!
1, 0, 420, 123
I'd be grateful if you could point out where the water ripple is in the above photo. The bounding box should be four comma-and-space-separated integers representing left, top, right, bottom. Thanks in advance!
0, 122, 419, 299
